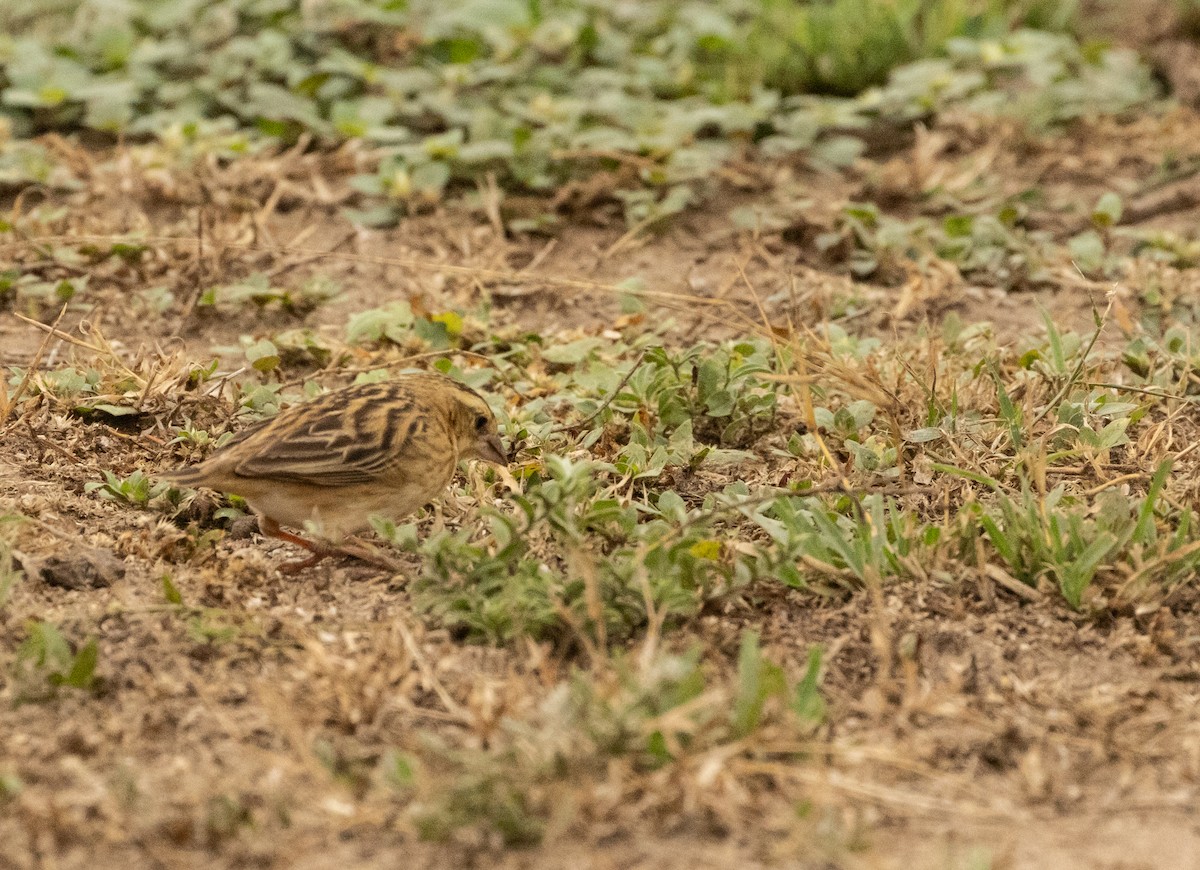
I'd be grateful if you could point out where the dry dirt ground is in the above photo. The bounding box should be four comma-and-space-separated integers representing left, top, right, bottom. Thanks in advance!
6, 71, 1200, 870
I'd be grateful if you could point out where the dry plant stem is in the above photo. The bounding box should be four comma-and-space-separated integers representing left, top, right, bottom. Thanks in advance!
11, 311, 107, 354
266, 228, 358, 280
1028, 294, 1112, 430
0, 303, 67, 434
553, 353, 647, 434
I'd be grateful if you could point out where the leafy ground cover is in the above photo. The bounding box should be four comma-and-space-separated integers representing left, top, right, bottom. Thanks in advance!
4, 1, 1200, 868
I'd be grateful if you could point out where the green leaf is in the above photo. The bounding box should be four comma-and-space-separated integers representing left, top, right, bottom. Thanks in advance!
732, 631, 786, 737
696, 358, 724, 402
943, 215, 974, 238
83, 403, 139, 417
1068, 230, 1105, 272
904, 427, 942, 443
704, 389, 735, 417
162, 574, 183, 606
542, 337, 602, 365
244, 339, 280, 373
792, 647, 826, 723
688, 539, 721, 560
430, 310, 463, 337
58, 638, 98, 689
1092, 192, 1122, 228
412, 160, 451, 195
347, 302, 414, 344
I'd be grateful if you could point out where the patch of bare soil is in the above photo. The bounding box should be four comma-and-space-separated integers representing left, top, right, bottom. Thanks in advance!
7, 91, 1200, 869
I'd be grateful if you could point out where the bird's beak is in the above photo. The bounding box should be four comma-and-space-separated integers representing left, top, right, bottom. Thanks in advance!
476, 433, 508, 465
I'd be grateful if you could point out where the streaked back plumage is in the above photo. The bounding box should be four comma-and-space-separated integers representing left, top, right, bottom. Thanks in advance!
167, 374, 494, 489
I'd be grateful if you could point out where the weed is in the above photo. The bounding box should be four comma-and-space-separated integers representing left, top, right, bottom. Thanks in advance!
346, 301, 465, 350
742, 0, 1079, 97
414, 455, 744, 645
412, 762, 545, 847
0, 770, 22, 801
972, 462, 1199, 608
619, 342, 780, 448
198, 272, 339, 315
0, 0, 1145, 235
12, 621, 100, 704
399, 635, 825, 845
86, 470, 185, 510
160, 574, 249, 645
750, 494, 936, 590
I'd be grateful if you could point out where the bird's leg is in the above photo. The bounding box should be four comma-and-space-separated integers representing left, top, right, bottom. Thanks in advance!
258, 516, 335, 575
257, 517, 401, 574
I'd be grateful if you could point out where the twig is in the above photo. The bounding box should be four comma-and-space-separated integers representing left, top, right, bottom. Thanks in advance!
983, 563, 1041, 602
520, 237, 557, 273
551, 353, 647, 434
10, 311, 106, 354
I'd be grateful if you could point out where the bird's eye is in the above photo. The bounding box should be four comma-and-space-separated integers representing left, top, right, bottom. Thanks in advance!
474, 414, 489, 432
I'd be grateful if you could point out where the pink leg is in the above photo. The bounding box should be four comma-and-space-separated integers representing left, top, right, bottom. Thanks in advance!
256, 517, 402, 574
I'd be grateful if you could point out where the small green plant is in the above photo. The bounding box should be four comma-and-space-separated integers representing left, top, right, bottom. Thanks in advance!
750, 493, 937, 590
86, 470, 183, 509
346, 301, 465, 349
732, 632, 828, 736
0, 770, 23, 802
348, 155, 454, 226
170, 424, 237, 451
809, 398, 900, 473
617, 342, 780, 448
614, 184, 695, 233
13, 621, 100, 704
973, 461, 1198, 608
160, 575, 247, 644
399, 635, 825, 846
412, 763, 545, 847
977, 484, 1115, 607
204, 794, 253, 846
741, 0, 1076, 97
414, 455, 742, 645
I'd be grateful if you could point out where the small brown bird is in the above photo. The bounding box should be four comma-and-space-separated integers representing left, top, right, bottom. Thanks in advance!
163, 373, 507, 573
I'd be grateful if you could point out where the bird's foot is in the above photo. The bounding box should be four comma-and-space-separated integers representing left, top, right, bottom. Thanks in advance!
336, 538, 405, 573
259, 517, 402, 574
259, 517, 334, 575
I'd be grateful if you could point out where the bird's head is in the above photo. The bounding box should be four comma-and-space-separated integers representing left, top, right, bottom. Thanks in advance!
448, 381, 507, 466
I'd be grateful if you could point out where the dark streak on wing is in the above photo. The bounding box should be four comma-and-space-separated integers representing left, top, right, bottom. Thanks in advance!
227, 381, 422, 487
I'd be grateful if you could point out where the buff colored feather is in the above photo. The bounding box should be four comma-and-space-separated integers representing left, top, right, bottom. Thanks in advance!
162, 372, 506, 572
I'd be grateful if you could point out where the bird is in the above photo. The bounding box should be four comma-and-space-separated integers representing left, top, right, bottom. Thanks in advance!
162, 372, 507, 573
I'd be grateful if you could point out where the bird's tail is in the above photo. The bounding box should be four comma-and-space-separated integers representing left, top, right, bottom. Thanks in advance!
159, 466, 209, 488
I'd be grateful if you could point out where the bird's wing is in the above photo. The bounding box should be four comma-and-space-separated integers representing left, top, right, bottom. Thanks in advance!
229, 395, 433, 487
